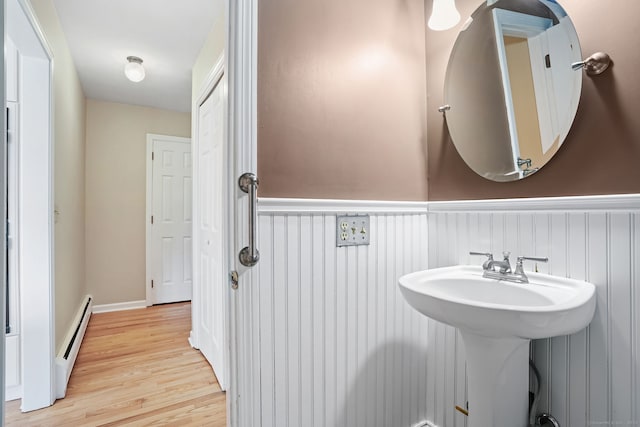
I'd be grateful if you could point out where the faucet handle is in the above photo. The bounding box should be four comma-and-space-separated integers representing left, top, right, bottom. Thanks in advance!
502, 251, 511, 260
515, 256, 548, 274
469, 251, 493, 258
516, 256, 548, 264
470, 251, 493, 270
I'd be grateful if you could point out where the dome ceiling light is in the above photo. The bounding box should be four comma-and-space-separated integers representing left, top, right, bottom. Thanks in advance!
124, 56, 145, 82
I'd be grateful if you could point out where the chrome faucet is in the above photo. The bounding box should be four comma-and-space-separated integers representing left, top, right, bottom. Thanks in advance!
470, 251, 548, 283
517, 157, 532, 169
486, 251, 512, 274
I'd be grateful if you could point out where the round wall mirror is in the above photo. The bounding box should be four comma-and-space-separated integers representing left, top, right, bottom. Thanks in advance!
444, 0, 582, 181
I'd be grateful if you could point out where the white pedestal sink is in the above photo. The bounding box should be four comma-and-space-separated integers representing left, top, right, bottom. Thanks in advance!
399, 265, 596, 427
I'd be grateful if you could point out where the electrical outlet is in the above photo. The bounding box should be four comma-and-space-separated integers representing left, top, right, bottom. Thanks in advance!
336, 215, 370, 247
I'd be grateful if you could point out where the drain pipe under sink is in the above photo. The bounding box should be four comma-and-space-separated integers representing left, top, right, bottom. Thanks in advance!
537, 413, 561, 427
529, 359, 561, 427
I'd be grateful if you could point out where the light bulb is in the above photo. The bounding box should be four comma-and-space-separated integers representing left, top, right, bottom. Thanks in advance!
125, 56, 145, 82
428, 0, 461, 31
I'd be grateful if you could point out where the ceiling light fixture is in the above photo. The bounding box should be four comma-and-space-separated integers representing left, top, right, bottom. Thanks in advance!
428, 0, 461, 31
124, 56, 145, 82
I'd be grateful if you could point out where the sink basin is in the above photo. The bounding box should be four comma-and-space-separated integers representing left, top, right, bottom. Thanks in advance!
398, 265, 596, 427
399, 265, 596, 339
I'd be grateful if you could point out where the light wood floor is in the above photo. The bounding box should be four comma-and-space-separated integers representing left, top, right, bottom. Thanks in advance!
6, 302, 227, 426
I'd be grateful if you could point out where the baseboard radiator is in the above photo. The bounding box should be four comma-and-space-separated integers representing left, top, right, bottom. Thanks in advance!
55, 295, 93, 399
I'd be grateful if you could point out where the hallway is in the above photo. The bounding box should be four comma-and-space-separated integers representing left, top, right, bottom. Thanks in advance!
6, 302, 226, 426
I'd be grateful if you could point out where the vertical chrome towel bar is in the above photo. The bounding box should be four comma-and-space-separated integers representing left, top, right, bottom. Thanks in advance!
238, 172, 260, 267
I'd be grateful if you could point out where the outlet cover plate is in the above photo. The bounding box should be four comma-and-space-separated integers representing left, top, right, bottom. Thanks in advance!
336, 215, 370, 247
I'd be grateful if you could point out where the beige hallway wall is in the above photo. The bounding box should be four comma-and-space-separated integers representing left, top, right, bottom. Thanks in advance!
85, 100, 190, 305
30, 0, 87, 352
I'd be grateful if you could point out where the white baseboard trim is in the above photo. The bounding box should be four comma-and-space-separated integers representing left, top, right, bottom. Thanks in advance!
55, 295, 93, 399
188, 330, 198, 349
92, 300, 147, 314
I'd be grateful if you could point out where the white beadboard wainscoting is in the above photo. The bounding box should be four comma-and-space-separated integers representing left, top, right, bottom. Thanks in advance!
233, 195, 640, 427
428, 195, 640, 427
235, 199, 431, 427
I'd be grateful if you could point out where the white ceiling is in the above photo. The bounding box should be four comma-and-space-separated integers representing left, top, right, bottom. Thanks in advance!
52, 0, 222, 113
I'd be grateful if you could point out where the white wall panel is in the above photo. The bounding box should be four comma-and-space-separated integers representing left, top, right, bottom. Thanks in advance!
235, 196, 640, 427
587, 212, 608, 425
241, 203, 430, 427
428, 200, 640, 427
567, 213, 588, 427
634, 214, 640, 420
609, 213, 633, 423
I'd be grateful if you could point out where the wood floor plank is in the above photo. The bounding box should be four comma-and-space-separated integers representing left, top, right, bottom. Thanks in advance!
6, 302, 227, 426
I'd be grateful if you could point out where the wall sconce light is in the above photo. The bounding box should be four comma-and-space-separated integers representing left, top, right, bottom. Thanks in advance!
428, 0, 461, 31
571, 52, 611, 76
124, 56, 145, 82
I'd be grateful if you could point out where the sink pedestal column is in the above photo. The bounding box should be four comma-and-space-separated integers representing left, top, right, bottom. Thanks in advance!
460, 331, 530, 427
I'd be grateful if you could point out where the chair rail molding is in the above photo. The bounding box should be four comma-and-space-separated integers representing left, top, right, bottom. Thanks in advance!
427, 193, 640, 213
258, 198, 429, 215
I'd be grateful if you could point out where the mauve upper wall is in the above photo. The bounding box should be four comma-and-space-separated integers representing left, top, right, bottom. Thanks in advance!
427, 0, 640, 200
257, 0, 429, 201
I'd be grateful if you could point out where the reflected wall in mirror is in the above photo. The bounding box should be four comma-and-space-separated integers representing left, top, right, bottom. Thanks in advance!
444, 0, 582, 181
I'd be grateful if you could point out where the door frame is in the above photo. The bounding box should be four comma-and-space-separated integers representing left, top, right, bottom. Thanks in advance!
1, 0, 6, 416
6, 0, 56, 412
190, 52, 228, 378
145, 133, 192, 307
226, 0, 259, 424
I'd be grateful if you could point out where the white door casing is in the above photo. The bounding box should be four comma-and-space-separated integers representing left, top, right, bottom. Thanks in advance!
146, 134, 192, 305
192, 61, 228, 390
227, 0, 260, 423
7, 0, 55, 412
0, 0, 5, 414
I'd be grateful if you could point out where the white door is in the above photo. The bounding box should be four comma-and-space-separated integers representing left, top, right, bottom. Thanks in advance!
7, 0, 55, 410
195, 77, 227, 389
149, 135, 192, 305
